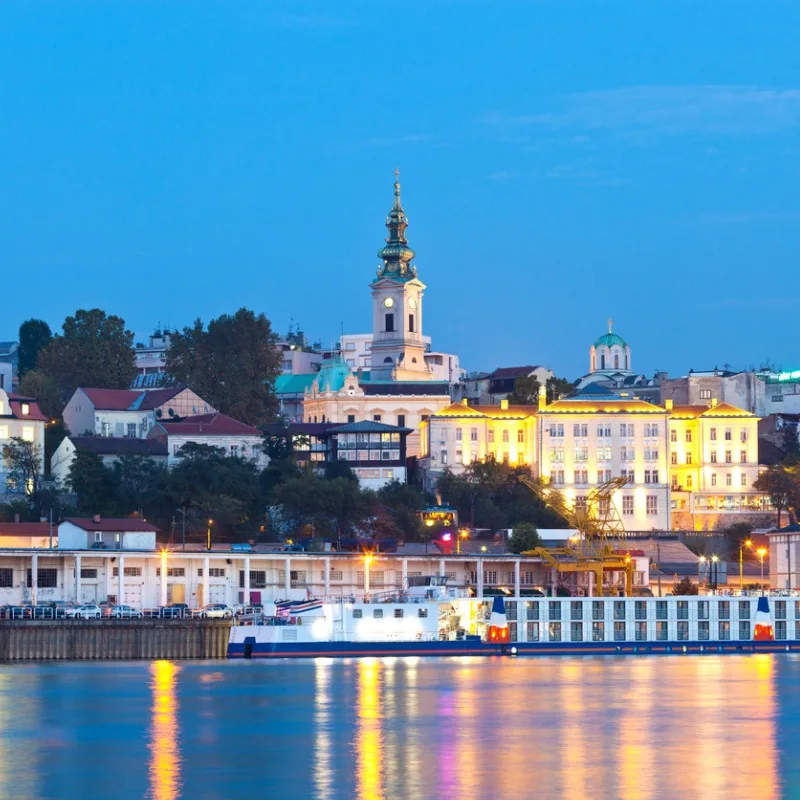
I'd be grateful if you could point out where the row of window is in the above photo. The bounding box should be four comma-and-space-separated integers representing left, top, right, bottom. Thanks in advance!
548, 423, 654, 438
548, 445, 660, 462
672, 450, 749, 465
506, 599, 762, 622
0, 425, 36, 442
671, 428, 749, 443
456, 428, 525, 444
513, 620, 753, 642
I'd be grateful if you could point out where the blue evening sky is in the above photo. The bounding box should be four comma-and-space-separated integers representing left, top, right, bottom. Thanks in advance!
2, 1, 799, 379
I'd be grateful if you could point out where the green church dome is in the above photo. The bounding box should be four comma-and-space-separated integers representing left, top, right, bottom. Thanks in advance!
594, 332, 627, 349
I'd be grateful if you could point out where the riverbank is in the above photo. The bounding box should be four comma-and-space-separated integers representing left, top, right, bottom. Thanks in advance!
0, 619, 231, 660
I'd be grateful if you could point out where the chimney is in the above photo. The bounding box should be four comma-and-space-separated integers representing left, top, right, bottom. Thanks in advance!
461, 398, 469, 406
665, 399, 673, 411
538, 383, 547, 411
500, 398, 509, 411
93, 514, 101, 524
711, 398, 718, 408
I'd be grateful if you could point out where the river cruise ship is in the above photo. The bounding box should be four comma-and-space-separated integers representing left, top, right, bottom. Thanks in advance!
228, 577, 798, 658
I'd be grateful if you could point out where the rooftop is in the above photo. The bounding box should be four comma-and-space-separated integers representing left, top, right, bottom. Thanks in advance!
69, 436, 169, 457
64, 517, 159, 533
156, 413, 261, 437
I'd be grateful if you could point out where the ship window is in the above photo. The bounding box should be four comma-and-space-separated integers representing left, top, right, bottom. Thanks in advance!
394, 609, 403, 618
373, 609, 383, 619
353, 609, 362, 619
418, 608, 427, 618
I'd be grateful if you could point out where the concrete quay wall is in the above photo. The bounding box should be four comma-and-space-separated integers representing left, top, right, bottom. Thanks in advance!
0, 620, 232, 661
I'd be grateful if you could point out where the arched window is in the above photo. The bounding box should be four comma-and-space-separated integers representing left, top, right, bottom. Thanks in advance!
384, 357, 393, 363
625, 353, 629, 369
614, 354, 619, 369
411, 357, 417, 363
592, 354, 596, 370
600, 354, 606, 369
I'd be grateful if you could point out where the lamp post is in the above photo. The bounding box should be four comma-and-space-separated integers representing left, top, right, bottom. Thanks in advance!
424, 519, 434, 554
698, 555, 707, 589
739, 538, 753, 589
711, 554, 719, 592
757, 547, 768, 593
175, 506, 187, 550
457, 528, 469, 555
206, 519, 214, 551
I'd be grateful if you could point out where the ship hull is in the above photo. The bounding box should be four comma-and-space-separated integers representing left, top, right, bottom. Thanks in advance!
227, 638, 800, 659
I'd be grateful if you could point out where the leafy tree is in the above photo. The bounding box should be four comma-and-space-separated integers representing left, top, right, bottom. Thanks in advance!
1, 437, 45, 500
437, 458, 566, 532
546, 375, 575, 403
754, 465, 800, 528
17, 319, 52, 377
673, 576, 699, 596
36, 309, 136, 408
507, 375, 540, 405
507, 522, 542, 553
44, 418, 69, 477
377, 479, 426, 540
67, 450, 119, 515
166, 443, 264, 539
781, 424, 800, 465
18, 370, 61, 421
113, 455, 168, 519
166, 308, 282, 426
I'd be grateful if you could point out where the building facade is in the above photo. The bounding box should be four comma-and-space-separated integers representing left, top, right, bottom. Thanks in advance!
64, 387, 216, 439
0, 389, 47, 494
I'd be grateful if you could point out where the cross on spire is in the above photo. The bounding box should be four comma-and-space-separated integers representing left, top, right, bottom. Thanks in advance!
608, 317, 613, 334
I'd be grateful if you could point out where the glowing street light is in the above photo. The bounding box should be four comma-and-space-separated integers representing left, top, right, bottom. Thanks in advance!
206, 519, 214, 551
698, 554, 707, 585
364, 553, 374, 595
739, 538, 753, 588
757, 547, 768, 590
457, 528, 469, 555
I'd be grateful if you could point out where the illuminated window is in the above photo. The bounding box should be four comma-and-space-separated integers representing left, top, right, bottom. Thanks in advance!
699, 389, 712, 400
725, 451, 732, 464
488, 430, 494, 443
471, 428, 478, 441
456, 428, 462, 441
672, 475, 678, 489
710, 452, 717, 464
502, 430, 509, 443
710, 428, 717, 441
686, 475, 693, 488
740, 474, 747, 487
699, 620, 712, 641
685, 430, 693, 443
573, 423, 588, 437
686, 453, 692, 465
646, 496, 658, 515
711, 473, 717, 486
740, 429, 748, 443
724, 428, 732, 441
22, 426, 34, 442
671, 452, 677, 465
622, 496, 634, 516
670, 429, 677, 442
517, 430, 524, 443
21, 403, 29, 415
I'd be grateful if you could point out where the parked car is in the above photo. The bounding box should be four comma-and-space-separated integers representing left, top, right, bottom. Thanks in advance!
48, 601, 75, 618
67, 604, 102, 620
161, 603, 189, 619
110, 604, 143, 619
231, 543, 254, 553
202, 604, 233, 619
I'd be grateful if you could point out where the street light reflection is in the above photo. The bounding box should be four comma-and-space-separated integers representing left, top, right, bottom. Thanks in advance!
148, 660, 181, 800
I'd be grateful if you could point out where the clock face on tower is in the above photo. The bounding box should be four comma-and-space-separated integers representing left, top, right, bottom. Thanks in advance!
383, 298, 394, 308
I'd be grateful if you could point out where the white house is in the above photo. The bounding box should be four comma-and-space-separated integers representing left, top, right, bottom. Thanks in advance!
57, 517, 158, 551
63, 386, 216, 439
148, 413, 267, 466
0, 389, 47, 494
51, 436, 169, 488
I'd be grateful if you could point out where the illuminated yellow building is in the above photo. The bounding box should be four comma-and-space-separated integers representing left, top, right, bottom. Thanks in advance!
418, 398, 538, 470
667, 398, 770, 530
420, 387, 772, 532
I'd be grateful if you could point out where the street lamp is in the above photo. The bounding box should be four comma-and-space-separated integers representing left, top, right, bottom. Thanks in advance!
457, 528, 469, 555
364, 553, 374, 596
206, 519, 214, 551
424, 518, 434, 554
739, 538, 753, 589
757, 547, 768, 592
711, 554, 719, 591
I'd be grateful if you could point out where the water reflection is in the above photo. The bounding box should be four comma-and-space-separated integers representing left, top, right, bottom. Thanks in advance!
356, 659, 383, 800
314, 660, 334, 800
147, 660, 181, 800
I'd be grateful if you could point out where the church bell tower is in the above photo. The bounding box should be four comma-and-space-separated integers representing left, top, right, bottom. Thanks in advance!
369, 171, 430, 381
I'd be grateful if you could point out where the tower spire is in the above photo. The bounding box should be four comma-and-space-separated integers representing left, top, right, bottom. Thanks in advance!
608, 317, 613, 334
377, 168, 416, 279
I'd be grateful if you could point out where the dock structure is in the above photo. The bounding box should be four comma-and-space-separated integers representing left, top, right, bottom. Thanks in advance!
0, 619, 231, 661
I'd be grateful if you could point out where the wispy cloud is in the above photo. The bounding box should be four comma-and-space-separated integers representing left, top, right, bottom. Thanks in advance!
482, 85, 800, 139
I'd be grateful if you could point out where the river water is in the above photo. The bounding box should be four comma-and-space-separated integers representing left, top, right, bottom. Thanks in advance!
0, 655, 796, 799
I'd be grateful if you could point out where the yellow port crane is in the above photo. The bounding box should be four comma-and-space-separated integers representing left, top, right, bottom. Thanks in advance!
519, 475, 635, 597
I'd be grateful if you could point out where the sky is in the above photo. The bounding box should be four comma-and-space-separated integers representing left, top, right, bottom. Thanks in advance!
2, 1, 799, 380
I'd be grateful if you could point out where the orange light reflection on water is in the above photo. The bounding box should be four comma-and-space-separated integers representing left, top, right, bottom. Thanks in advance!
147, 660, 181, 800
356, 659, 384, 800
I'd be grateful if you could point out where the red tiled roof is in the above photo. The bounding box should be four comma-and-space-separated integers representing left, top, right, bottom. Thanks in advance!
81, 388, 141, 410
0, 522, 51, 536
6, 395, 48, 422
157, 413, 261, 437
64, 517, 159, 532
